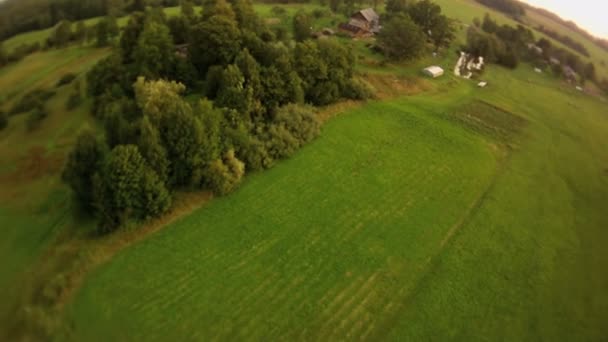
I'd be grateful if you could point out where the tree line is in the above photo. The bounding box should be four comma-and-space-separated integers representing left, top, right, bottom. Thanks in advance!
0, 0, 191, 42
475, 0, 524, 18
535, 25, 590, 58
63, 0, 370, 233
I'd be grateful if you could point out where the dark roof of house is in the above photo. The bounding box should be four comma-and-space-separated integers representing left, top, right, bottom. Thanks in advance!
354, 8, 379, 22
339, 23, 368, 35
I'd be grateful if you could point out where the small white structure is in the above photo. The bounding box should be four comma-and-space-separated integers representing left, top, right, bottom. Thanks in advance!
478, 81, 488, 88
576, 86, 583, 92
423, 66, 444, 78
534, 67, 543, 73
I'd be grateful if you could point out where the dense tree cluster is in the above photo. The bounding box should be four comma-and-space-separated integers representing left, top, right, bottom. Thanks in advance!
466, 14, 535, 69
65, 0, 363, 232
534, 37, 596, 83
378, 0, 455, 60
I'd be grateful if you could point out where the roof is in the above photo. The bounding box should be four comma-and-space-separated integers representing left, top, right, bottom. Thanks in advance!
355, 8, 379, 22
424, 66, 444, 74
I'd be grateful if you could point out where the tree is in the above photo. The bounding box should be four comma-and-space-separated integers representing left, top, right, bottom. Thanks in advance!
376, 14, 426, 61
408, 0, 454, 49
0, 42, 7, 67
120, 12, 146, 63
95, 145, 170, 231
385, 0, 408, 17
133, 21, 175, 79
203, 0, 236, 20
204, 149, 245, 195
137, 116, 170, 183
584, 62, 596, 82
51, 20, 73, 47
215, 64, 254, 119
74, 21, 87, 43
180, 0, 196, 19
481, 13, 498, 34
134, 77, 187, 125
293, 10, 311, 42
329, 0, 342, 13
0, 110, 7, 130
189, 15, 242, 74
62, 129, 105, 213
95, 16, 118, 46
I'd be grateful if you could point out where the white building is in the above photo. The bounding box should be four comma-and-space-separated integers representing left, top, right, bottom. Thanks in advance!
423, 66, 444, 78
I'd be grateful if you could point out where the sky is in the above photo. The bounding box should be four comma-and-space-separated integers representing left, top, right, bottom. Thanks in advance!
521, 0, 608, 39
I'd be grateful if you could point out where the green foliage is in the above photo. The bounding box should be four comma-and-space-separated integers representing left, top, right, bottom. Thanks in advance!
10, 89, 55, 115
0, 110, 7, 130
95, 16, 119, 47
56, 73, 78, 87
120, 12, 147, 63
137, 116, 170, 183
385, 0, 409, 17
264, 103, 319, 159
377, 14, 426, 61
204, 149, 245, 195
343, 78, 376, 100
408, 0, 455, 49
50, 21, 73, 47
133, 21, 176, 78
66, 90, 83, 110
189, 15, 242, 74
292, 10, 312, 42
94, 145, 171, 232
62, 129, 105, 213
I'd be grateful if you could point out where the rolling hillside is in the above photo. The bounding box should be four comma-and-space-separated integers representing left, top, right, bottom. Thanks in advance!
1, 1, 607, 340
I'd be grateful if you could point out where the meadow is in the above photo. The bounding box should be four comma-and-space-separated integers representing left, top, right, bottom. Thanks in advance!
61, 63, 608, 340
0, 1, 607, 340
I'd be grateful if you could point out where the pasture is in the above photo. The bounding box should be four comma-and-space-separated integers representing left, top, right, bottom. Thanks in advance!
0, 1, 607, 340
63, 64, 608, 340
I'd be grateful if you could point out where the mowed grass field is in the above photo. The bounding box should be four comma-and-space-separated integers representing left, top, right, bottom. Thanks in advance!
62, 63, 608, 340
0, 46, 106, 328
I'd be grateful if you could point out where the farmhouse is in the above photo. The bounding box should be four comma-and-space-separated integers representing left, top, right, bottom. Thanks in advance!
423, 66, 444, 78
338, 8, 380, 37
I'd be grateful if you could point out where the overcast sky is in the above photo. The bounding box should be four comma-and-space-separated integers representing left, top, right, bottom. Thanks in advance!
521, 0, 607, 39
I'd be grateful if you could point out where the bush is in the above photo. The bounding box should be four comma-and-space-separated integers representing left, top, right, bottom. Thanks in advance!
0, 111, 7, 130
56, 73, 77, 87
66, 91, 83, 110
10, 89, 55, 114
311, 8, 328, 19
344, 78, 376, 100
271, 6, 287, 16
265, 104, 320, 159
26, 106, 48, 131
204, 149, 245, 195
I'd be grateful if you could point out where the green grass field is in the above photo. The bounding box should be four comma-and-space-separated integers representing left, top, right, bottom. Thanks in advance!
59, 64, 608, 340
1, 1, 608, 340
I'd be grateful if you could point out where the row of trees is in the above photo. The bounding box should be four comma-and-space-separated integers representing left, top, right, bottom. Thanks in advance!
535, 25, 590, 58
0, 0, 193, 42
377, 0, 455, 60
64, 0, 367, 232
475, 0, 524, 18
466, 14, 535, 69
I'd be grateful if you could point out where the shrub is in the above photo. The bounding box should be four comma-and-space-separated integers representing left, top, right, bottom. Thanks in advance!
66, 92, 83, 110
11, 89, 55, 114
205, 149, 245, 195
56, 73, 77, 87
0, 111, 7, 130
344, 78, 376, 100
265, 104, 320, 159
26, 106, 48, 131
271, 6, 287, 16
311, 8, 328, 19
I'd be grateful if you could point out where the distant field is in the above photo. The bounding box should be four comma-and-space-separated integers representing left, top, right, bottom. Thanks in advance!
434, 0, 608, 80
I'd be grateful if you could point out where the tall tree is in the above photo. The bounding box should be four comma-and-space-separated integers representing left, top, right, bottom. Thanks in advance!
189, 15, 242, 74
133, 21, 176, 78
62, 129, 105, 213
292, 10, 311, 42
377, 14, 426, 61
